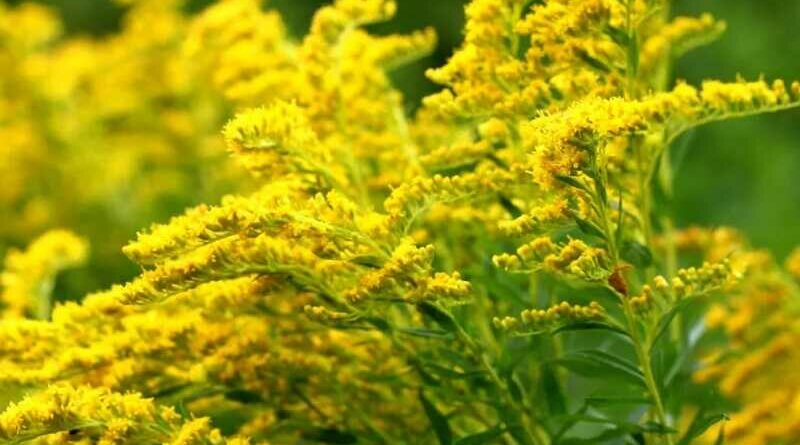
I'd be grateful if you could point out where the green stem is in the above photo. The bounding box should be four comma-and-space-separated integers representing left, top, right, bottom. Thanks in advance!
625, 0, 638, 100
657, 146, 684, 349
620, 297, 674, 445
634, 135, 655, 256
622, 6, 674, 440
34, 277, 55, 320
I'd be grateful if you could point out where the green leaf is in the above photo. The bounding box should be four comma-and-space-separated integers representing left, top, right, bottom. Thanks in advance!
627, 33, 640, 77
651, 168, 673, 216
349, 254, 384, 268
301, 428, 358, 444
576, 49, 611, 73
670, 129, 696, 175
594, 176, 608, 205
410, 360, 442, 387
417, 302, 457, 332
573, 215, 607, 240
558, 428, 631, 445
555, 174, 589, 191
576, 350, 645, 382
397, 327, 453, 339
505, 372, 526, 404
621, 240, 653, 268
661, 343, 692, 391
606, 25, 630, 46
224, 389, 264, 404
615, 195, 625, 245
151, 383, 192, 399
552, 321, 631, 340
554, 415, 673, 445
419, 390, 453, 445
498, 194, 523, 218
585, 396, 651, 407
552, 350, 647, 389
650, 298, 694, 353
678, 411, 728, 445
364, 316, 392, 333
454, 426, 505, 445
541, 364, 567, 415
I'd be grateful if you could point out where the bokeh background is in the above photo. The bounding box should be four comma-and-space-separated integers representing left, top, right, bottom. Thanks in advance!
3, 0, 799, 293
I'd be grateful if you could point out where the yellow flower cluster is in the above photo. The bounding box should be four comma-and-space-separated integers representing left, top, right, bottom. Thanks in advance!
639, 14, 726, 79
498, 200, 570, 237
785, 247, 800, 279
524, 79, 800, 188
1, 230, 87, 319
0, 383, 241, 444
494, 237, 611, 282
424, 0, 626, 120
345, 238, 470, 304
692, 250, 800, 445
628, 260, 736, 314
1, 0, 799, 444
0, 273, 422, 442
222, 101, 342, 187
183, 0, 297, 106
0, 0, 237, 280
494, 301, 606, 334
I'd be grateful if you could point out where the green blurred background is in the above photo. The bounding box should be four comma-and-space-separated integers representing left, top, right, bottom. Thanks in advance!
5, 0, 800, 260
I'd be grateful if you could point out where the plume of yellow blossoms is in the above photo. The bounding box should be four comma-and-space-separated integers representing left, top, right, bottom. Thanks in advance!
0, 230, 87, 319
0, 383, 248, 444
0, 0, 799, 444
0, 0, 242, 288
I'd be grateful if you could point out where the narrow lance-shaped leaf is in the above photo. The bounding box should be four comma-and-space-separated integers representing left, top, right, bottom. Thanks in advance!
419, 390, 453, 445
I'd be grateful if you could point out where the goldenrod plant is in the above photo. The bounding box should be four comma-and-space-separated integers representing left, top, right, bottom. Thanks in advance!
0, 0, 799, 444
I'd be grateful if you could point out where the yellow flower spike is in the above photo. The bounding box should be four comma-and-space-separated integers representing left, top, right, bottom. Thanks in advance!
168, 417, 219, 445
383, 167, 516, 230
0, 3, 61, 49
653, 275, 669, 291
495, 236, 611, 282
344, 239, 434, 302
123, 187, 301, 265
0, 384, 217, 443
495, 300, 606, 334
517, 236, 559, 263
426, 0, 558, 119
120, 234, 350, 304
786, 247, 800, 279
292, 0, 433, 197
330, 0, 396, 25
223, 101, 347, 188
184, 0, 298, 105
2, 1, 800, 443
522, 79, 800, 189
410, 272, 472, 303
542, 239, 611, 282
478, 118, 510, 141
420, 140, 494, 171
304, 304, 350, 323
498, 200, 570, 236
492, 253, 522, 272
639, 14, 726, 77
1, 230, 88, 319
629, 284, 656, 314
370, 28, 437, 71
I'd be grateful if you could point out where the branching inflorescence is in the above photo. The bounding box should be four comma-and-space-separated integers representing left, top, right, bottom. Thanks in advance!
1, 0, 799, 444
